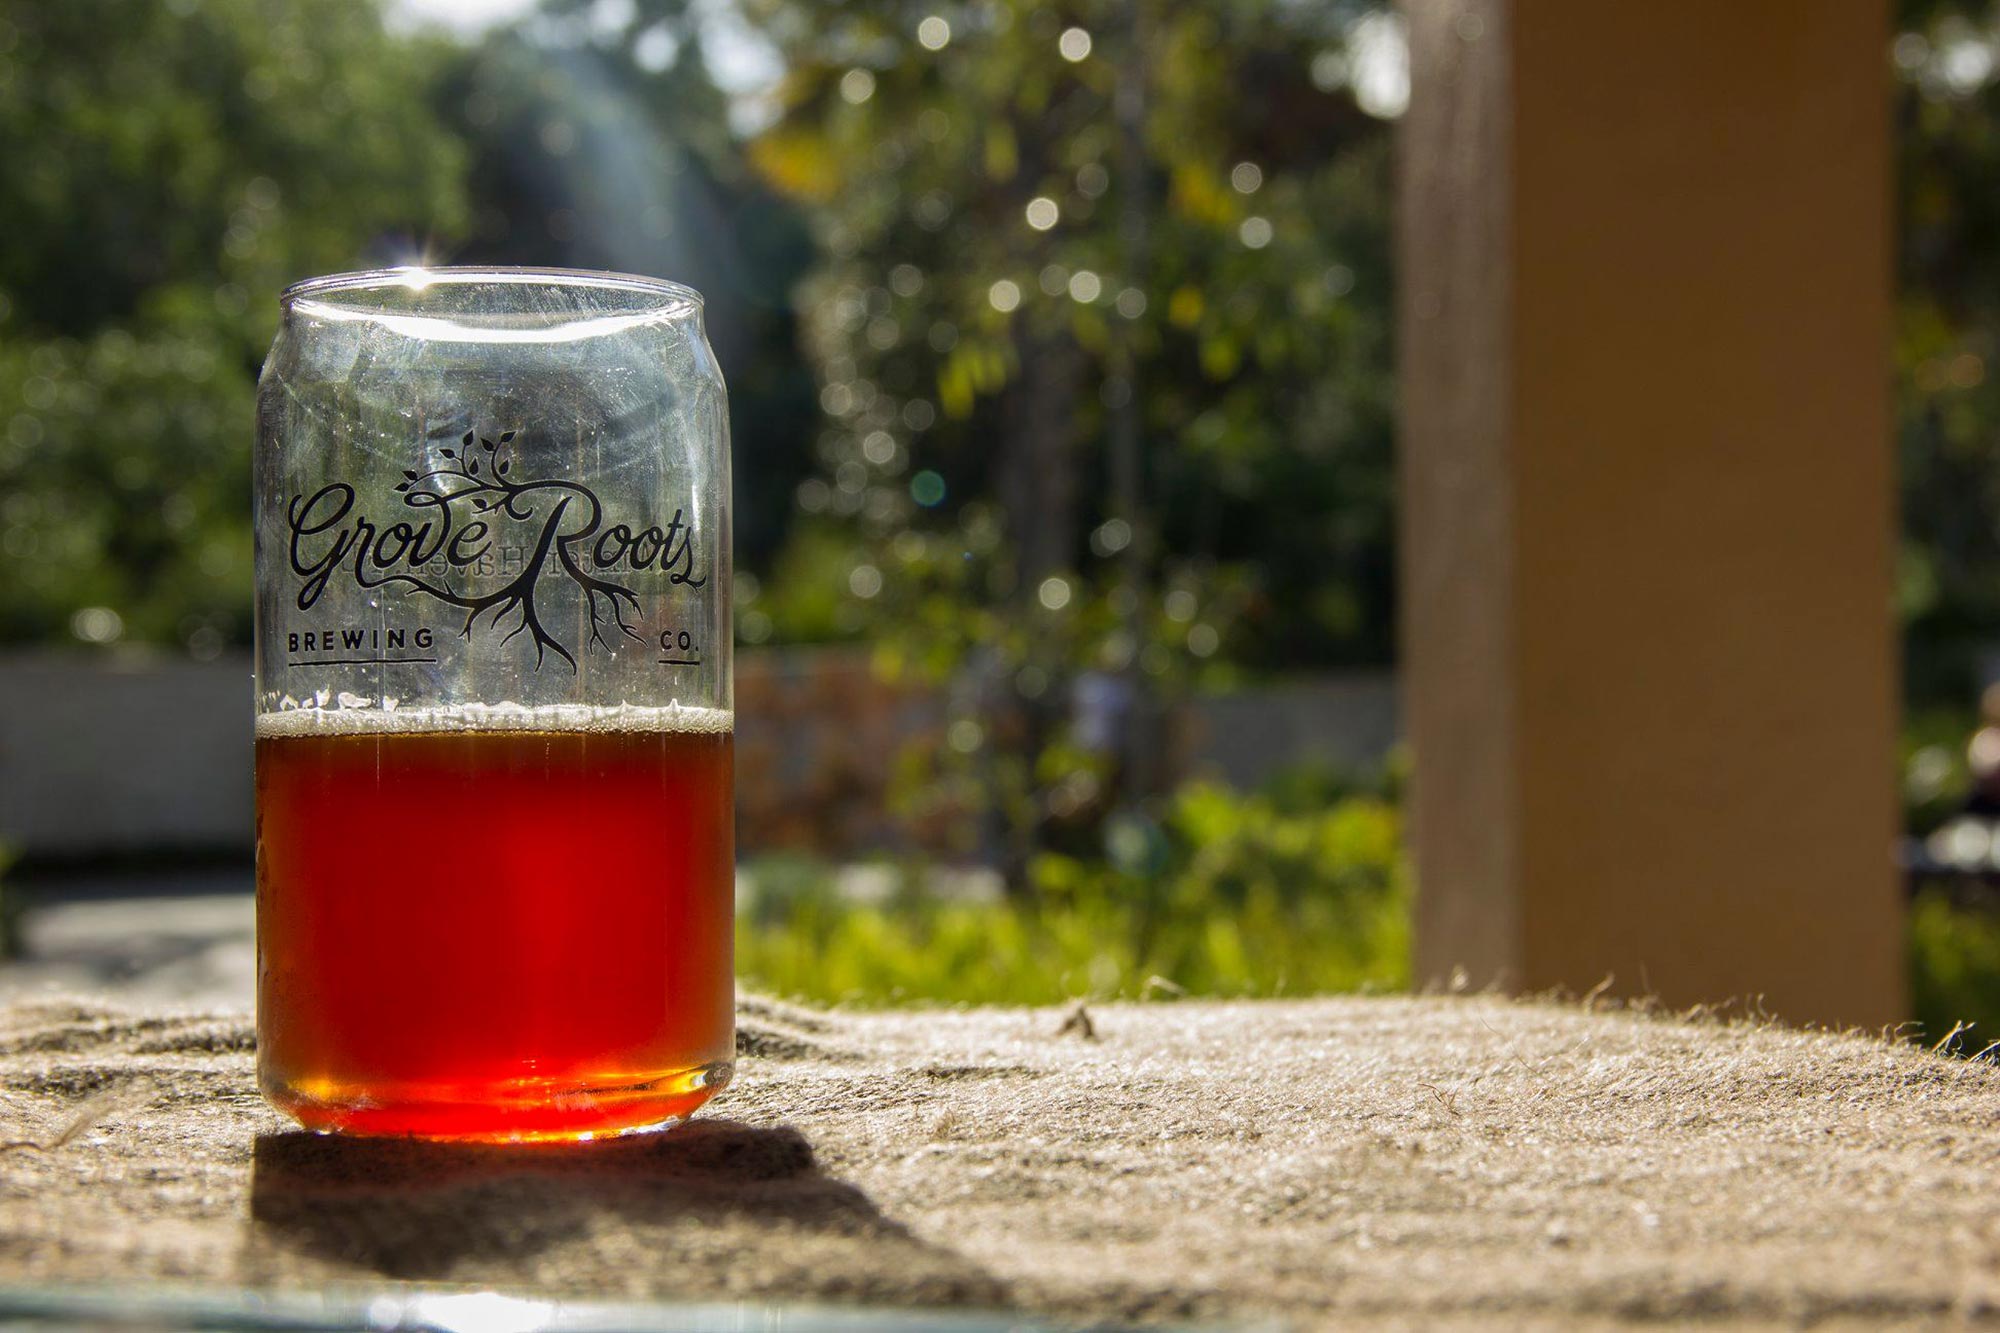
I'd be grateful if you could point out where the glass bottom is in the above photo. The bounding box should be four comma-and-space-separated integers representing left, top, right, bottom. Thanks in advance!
260, 1059, 734, 1142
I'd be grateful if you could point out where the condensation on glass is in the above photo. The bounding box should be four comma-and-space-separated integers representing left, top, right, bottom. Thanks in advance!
253, 268, 733, 1141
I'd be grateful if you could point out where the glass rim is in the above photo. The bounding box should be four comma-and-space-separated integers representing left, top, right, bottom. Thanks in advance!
279, 265, 705, 312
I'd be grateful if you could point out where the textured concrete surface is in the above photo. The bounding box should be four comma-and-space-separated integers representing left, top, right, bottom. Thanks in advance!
1, 994, 1996, 1329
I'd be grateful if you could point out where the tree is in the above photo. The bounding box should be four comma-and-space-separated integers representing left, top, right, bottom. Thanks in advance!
741, 0, 1397, 866
1896, 2, 2000, 700
0, 0, 467, 649
428, 0, 821, 579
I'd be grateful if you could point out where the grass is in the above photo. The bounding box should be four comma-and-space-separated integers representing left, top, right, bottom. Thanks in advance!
735, 871, 1410, 1007
736, 777, 1410, 1006
1910, 888, 2000, 1051
739, 783, 2000, 1043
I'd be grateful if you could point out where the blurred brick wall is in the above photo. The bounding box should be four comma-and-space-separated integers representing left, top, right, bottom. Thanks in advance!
734, 648, 947, 855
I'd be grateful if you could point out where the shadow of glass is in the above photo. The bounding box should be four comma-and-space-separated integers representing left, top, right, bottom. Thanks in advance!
249, 1118, 890, 1280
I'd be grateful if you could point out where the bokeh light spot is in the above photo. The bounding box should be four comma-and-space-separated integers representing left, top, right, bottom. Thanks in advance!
71, 606, 123, 644
1090, 518, 1133, 557
840, 68, 876, 103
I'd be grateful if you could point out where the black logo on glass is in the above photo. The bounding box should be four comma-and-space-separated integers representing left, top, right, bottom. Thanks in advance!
287, 430, 704, 671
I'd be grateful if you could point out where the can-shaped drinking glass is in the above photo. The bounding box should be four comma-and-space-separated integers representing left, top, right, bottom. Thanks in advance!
253, 268, 733, 1140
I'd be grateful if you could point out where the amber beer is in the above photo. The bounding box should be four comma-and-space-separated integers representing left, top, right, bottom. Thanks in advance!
255, 707, 734, 1139
258, 268, 733, 1138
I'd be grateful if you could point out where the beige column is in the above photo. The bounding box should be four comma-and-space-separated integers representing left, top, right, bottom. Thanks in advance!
1399, 0, 1903, 1028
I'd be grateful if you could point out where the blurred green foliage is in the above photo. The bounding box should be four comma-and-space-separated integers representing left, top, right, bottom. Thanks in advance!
0, 0, 467, 648
1903, 705, 1980, 835
734, 0, 1395, 868
7, 0, 2000, 1029
737, 776, 1409, 1004
1898, 1, 2000, 699
1911, 889, 2000, 1048
740, 0, 1395, 674
432, 0, 822, 573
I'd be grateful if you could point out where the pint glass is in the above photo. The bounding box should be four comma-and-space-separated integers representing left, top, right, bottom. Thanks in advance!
253, 268, 732, 1140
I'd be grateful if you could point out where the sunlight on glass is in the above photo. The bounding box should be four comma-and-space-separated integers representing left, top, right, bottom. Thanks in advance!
1114, 287, 1147, 319
1068, 270, 1102, 303
840, 68, 876, 103
849, 564, 883, 598
395, 266, 434, 291
1230, 161, 1264, 194
1038, 576, 1073, 611
1239, 216, 1274, 248
917, 16, 951, 51
988, 279, 1022, 312
1025, 196, 1060, 230
1059, 27, 1092, 62
408, 1292, 557, 1333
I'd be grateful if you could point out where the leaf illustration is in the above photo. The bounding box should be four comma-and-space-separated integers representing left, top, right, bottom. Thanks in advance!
462, 431, 475, 445
468, 460, 480, 476
442, 448, 456, 459
500, 431, 516, 442
497, 461, 509, 475
402, 470, 417, 480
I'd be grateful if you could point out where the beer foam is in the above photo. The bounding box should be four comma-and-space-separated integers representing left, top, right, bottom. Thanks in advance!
255, 701, 734, 739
